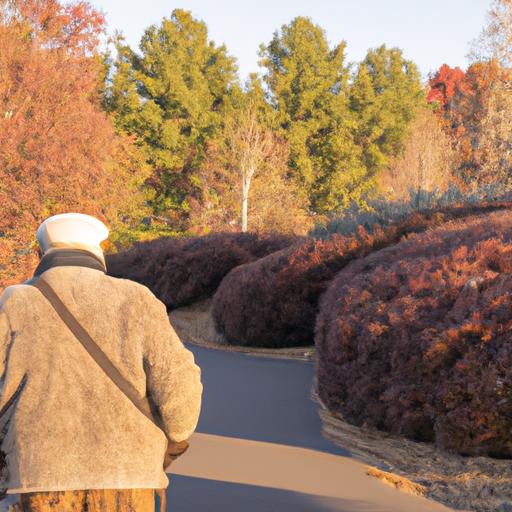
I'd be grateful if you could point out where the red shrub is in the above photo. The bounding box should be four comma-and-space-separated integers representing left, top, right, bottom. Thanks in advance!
316, 210, 512, 457
212, 202, 512, 348
106, 232, 299, 309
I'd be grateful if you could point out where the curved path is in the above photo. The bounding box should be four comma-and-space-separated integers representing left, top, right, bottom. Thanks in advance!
168, 345, 454, 511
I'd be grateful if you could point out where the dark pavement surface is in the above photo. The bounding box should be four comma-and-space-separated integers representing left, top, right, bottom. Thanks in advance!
167, 345, 452, 512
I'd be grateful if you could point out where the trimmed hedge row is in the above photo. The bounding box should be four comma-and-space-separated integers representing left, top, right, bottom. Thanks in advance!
316, 210, 512, 457
212, 202, 512, 348
106, 232, 299, 309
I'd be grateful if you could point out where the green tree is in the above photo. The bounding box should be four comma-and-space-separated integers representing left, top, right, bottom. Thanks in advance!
259, 16, 366, 213
105, 9, 238, 227
244, 73, 279, 129
104, 35, 141, 136
350, 45, 424, 178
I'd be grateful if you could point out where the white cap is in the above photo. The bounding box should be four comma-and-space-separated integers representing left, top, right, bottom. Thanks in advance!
36, 213, 109, 264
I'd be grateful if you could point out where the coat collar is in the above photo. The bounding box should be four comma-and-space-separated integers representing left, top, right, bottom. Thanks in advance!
32, 248, 106, 279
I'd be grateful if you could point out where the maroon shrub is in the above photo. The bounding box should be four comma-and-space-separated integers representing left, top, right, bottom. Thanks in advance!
212, 235, 375, 348
212, 202, 512, 348
106, 232, 299, 309
106, 237, 182, 289
316, 210, 512, 457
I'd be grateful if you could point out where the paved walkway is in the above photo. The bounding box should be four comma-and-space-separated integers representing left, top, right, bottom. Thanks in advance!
168, 345, 454, 511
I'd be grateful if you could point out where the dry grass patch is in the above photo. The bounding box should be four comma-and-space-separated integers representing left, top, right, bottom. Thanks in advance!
366, 467, 427, 497
319, 407, 512, 512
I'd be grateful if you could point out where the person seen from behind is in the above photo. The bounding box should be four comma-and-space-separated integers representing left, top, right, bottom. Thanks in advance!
0, 213, 202, 511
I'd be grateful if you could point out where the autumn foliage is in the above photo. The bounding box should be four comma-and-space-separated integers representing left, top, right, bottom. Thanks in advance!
0, 0, 147, 288
316, 210, 512, 457
106, 232, 299, 309
212, 202, 512, 348
427, 64, 469, 109
428, 61, 509, 182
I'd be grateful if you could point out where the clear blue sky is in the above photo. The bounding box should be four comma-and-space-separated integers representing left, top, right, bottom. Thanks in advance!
89, 0, 491, 82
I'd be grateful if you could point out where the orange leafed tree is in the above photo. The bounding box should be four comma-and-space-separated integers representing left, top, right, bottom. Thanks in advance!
427, 64, 469, 110
428, 61, 508, 184
0, 0, 149, 288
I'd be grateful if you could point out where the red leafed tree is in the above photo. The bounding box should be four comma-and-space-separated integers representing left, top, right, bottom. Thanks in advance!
428, 61, 507, 183
427, 64, 469, 109
0, 0, 149, 288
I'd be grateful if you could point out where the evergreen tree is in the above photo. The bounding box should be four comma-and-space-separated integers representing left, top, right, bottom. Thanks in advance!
259, 17, 366, 213
244, 73, 279, 129
105, 9, 238, 226
104, 36, 141, 136
350, 45, 424, 178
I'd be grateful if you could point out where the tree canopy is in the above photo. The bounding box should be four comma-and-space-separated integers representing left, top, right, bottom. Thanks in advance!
350, 45, 424, 178
5, 0, 509, 273
105, 9, 239, 226
259, 17, 366, 213
0, 0, 149, 286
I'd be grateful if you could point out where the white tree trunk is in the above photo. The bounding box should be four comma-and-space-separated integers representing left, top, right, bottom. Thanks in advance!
241, 170, 253, 233
241, 180, 249, 232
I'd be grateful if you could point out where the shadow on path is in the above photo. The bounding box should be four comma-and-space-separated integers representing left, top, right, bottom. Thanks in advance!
167, 344, 453, 511
169, 475, 386, 512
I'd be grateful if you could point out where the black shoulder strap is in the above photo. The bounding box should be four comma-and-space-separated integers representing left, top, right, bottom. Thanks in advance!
31, 277, 159, 428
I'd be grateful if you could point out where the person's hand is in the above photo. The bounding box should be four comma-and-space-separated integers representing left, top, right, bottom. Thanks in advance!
164, 439, 189, 467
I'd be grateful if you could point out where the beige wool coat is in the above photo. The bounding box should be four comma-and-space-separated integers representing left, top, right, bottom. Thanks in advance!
0, 265, 202, 494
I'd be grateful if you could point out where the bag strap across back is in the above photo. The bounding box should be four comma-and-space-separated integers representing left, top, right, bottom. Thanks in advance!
31, 277, 161, 430
30, 276, 188, 511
